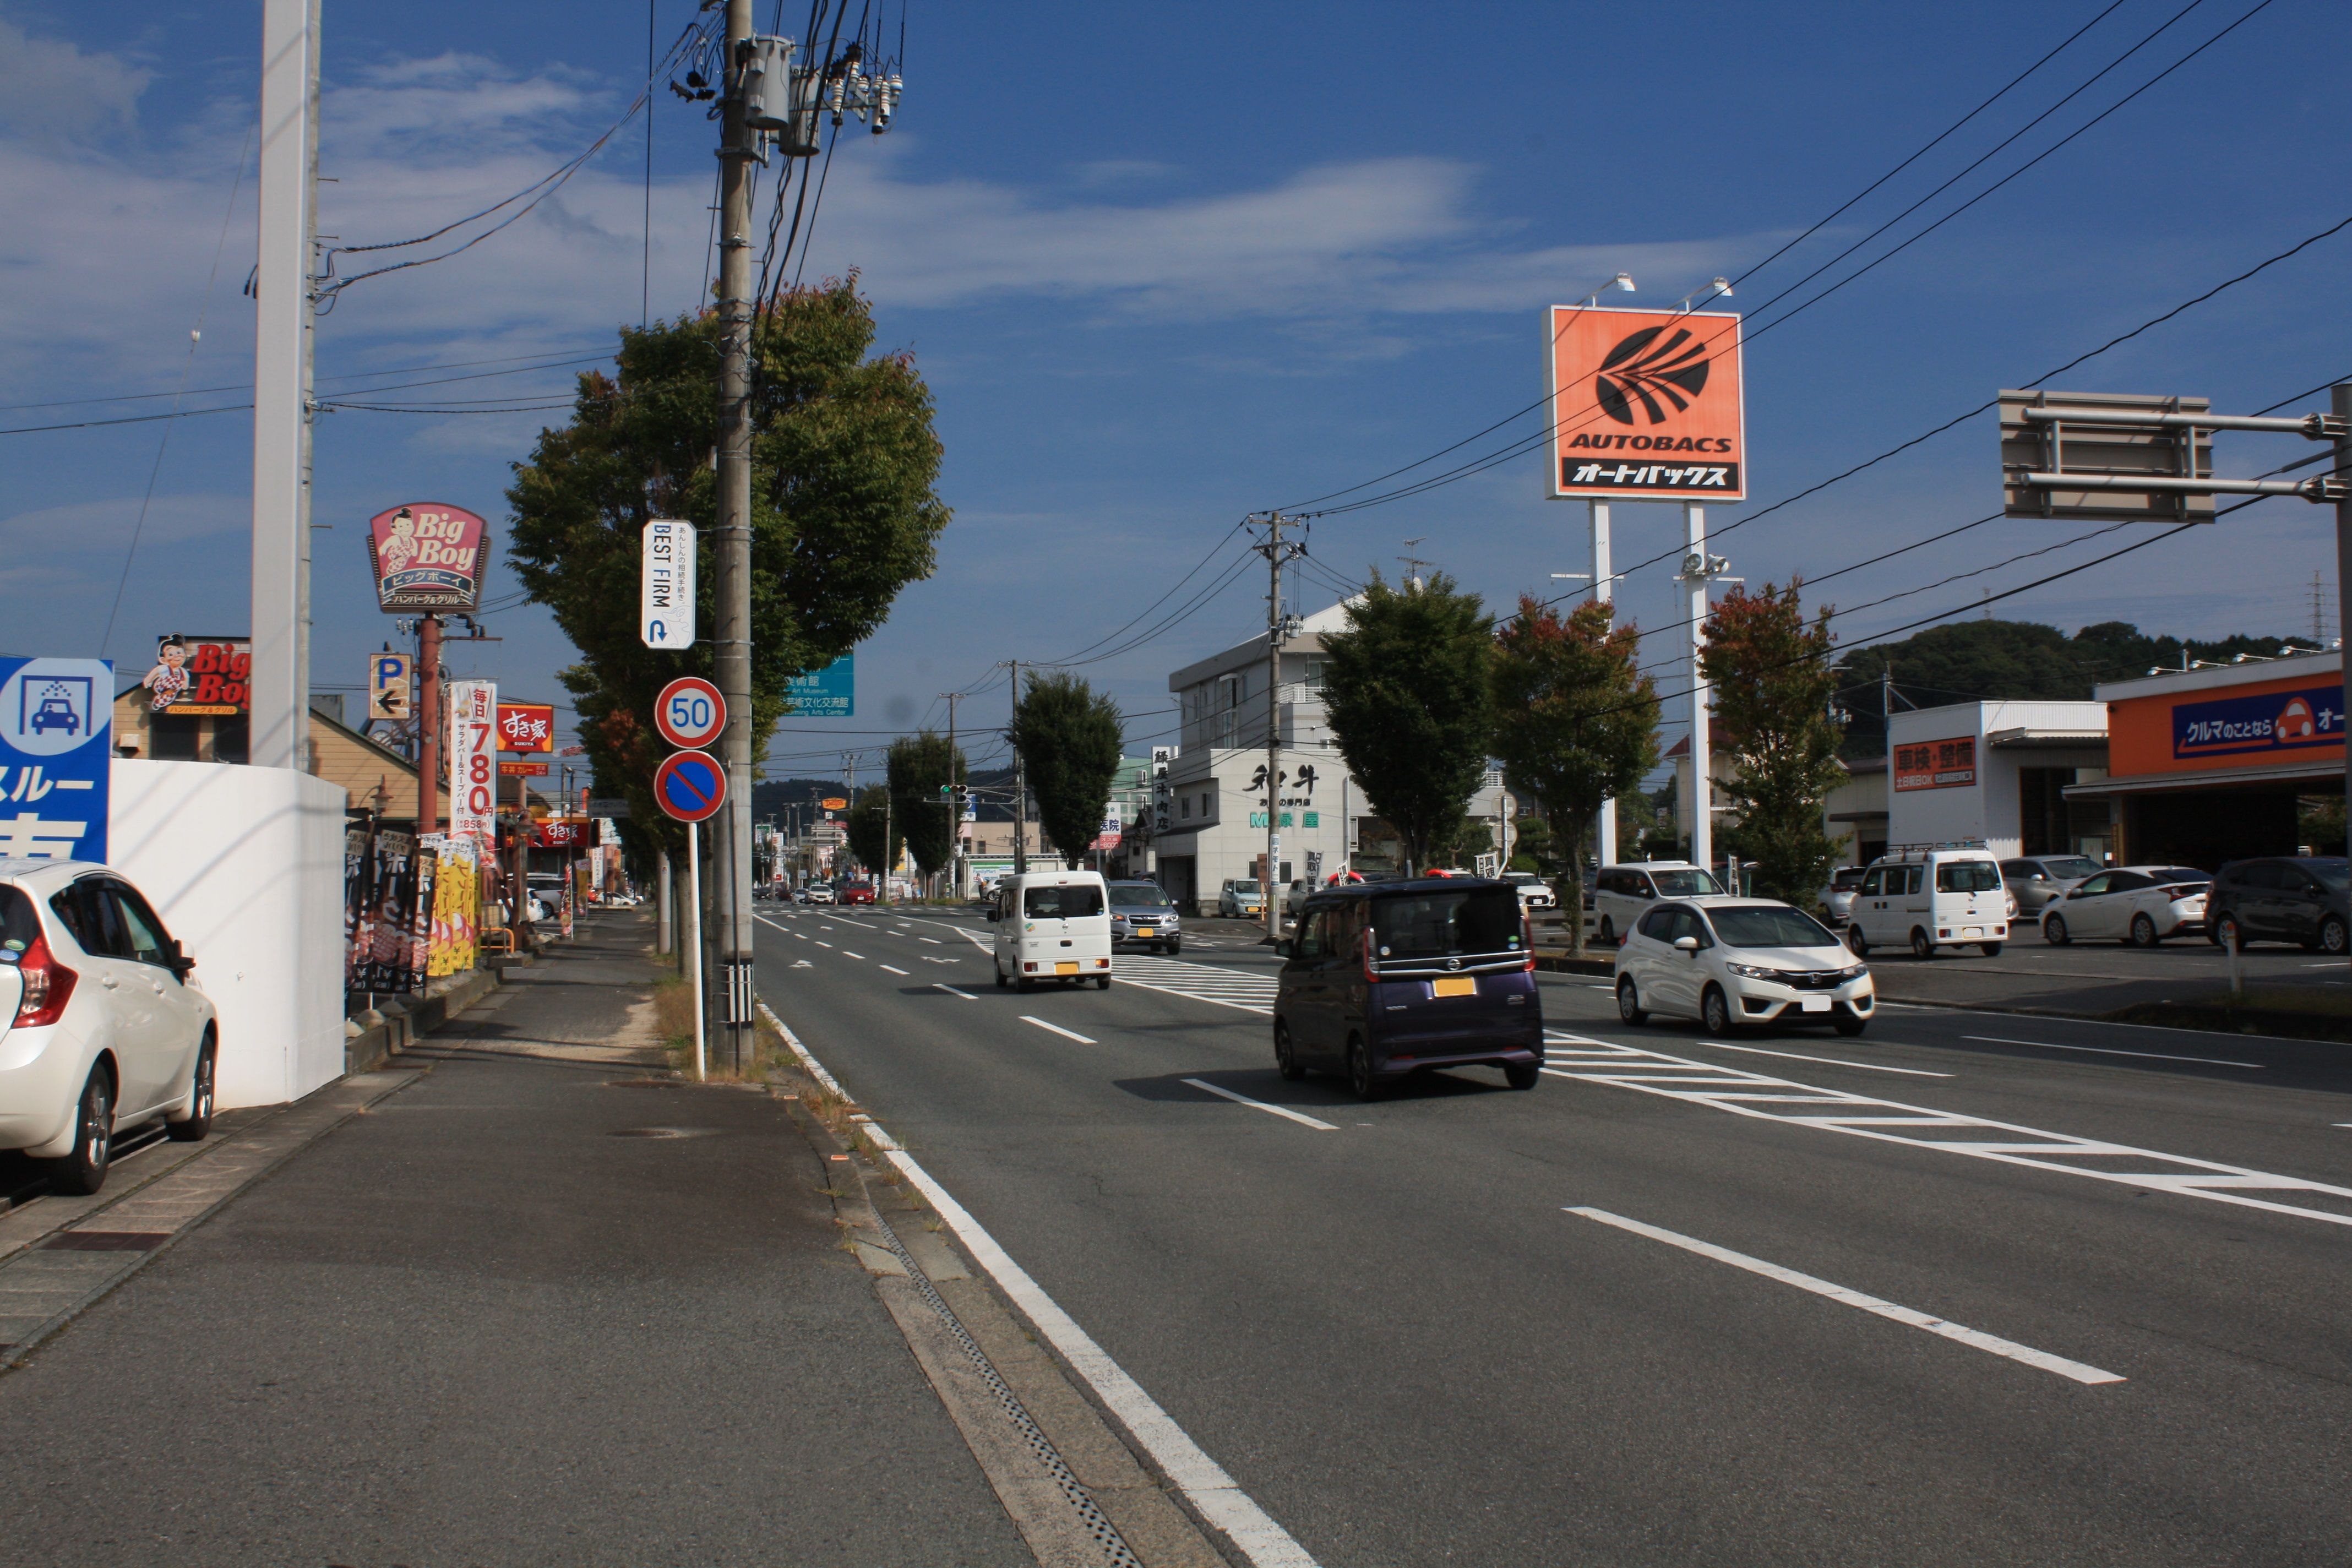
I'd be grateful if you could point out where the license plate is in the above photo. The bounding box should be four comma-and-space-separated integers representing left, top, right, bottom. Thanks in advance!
1963, 927, 1983, 938
1055, 961, 1079, 975
1134, 925, 1155, 935
1431, 976, 1476, 998
1800, 996, 1831, 1013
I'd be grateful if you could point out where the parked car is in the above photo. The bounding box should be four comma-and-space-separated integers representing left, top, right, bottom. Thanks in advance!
1585, 861, 1725, 948
2000, 854, 2101, 918
0, 860, 217, 1194
804, 883, 836, 905
992, 870, 1113, 991
1845, 846, 2008, 959
1615, 897, 1874, 1037
1283, 879, 1313, 922
1217, 878, 1265, 919
2041, 865, 2209, 947
1817, 866, 1866, 927
2205, 857, 2348, 953
840, 879, 876, 906
1502, 871, 1556, 910
1107, 880, 1182, 954
1273, 876, 1540, 1098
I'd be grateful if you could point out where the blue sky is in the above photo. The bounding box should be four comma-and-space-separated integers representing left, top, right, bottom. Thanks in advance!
4, 0, 2349, 782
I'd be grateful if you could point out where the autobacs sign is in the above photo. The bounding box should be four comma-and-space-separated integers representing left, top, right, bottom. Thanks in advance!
1549, 307, 1746, 501
2172, 683, 2343, 760
368, 502, 491, 612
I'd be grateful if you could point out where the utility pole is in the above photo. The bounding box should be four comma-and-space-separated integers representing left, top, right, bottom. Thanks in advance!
1008, 660, 1027, 874
944, 691, 961, 899
710, 0, 759, 1071
251, 0, 319, 772
1251, 513, 1306, 940
2334, 383, 2352, 880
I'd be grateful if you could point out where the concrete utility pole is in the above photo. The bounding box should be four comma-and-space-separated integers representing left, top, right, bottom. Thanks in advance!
251, 0, 319, 772
714, 0, 758, 1069
1252, 513, 1306, 940
1008, 660, 1028, 874
2335, 383, 2352, 888
944, 691, 961, 899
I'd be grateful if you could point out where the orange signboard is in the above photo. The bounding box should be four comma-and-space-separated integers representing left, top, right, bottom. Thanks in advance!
1894, 736, 1977, 792
2108, 668, 2346, 778
1549, 306, 1745, 501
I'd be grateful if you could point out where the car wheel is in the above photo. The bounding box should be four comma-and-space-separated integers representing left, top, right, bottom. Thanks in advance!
2130, 912, 2160, 949
1910, 929, 1935, 961
1616, 977, 1646, 1025
1347, 1037, 1381, 1101
1096, 976, 1112, 990
2217, 913, 2244, 951
2323, 916, 2350, 956
167, 1036, 216, 1142
1165, 938, 1181, 955
1701, 984, 1735, 1038
1978, 942, 2002, 958
2045, 914, 2070, 946
1599, 915, 1616, 947
1833, 1014, 1866, 1038
1275, 1022, 1306, 1081
1504, 1061, 1540, 1090
994, 958, 1010, 989
49, 1066, 113, 1196
1847, 927, 1869, 958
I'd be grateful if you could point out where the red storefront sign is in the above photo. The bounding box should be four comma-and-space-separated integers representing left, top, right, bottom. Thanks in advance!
497, 701, 555, 753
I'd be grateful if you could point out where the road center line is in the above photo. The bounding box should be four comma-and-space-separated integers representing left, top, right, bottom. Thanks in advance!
1020, 1015, 1097, 1044
1691, 1041, 1952, 1077
1180, 1078, 1338, 1131
879, 964, 910, 976
1567, 1207, 2124, 1386
1962, 1035, 2262, 1070
934, 982, 977, 1000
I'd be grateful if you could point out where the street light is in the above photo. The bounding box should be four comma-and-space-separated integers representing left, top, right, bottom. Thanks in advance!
1674, 277, 1733, 313
1577, 272, 1636, 307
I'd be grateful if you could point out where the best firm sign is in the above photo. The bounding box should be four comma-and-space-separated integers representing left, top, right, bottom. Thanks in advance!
1549, 306, 1746, 501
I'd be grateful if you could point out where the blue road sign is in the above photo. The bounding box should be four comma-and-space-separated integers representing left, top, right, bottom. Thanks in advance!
0, 657, 112, 862
783, 652, 854, 717
654, 748, 727, 823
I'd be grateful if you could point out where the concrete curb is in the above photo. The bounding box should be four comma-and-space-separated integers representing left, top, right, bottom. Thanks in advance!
345, 962, 512, 1074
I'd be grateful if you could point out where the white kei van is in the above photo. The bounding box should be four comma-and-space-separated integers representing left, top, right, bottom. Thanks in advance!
1845, 845, 2008, 960
991, 870, 1114, 992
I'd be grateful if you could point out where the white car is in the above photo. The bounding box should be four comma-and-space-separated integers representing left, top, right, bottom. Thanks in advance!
1615, 896, 1874, 1038
1585, 861, 1725, 947
804, 884, 837, 905
2040, 864, 2209, 947
0, 859, 218, 1194
1502, 871, 1556, 910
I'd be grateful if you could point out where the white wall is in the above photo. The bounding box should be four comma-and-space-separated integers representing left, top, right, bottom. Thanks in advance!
110, 760, 347, 1109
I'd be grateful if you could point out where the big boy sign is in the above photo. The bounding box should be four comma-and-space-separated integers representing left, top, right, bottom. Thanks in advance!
368, 502, 491, 612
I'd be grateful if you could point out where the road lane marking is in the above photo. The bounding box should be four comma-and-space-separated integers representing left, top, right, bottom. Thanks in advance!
815, 941, 834, 948
1117, 954, 1280, 1015
923, 956, 962, 965
842, 950, 866, 959
1020, 1016, 1097, 1044
1544, 1032, 2352, 1229
934, 982, 977, 1000
1694, 1041, 1952, 1077
1567, 1207, 2124, 1386
1962, 1035, 2261, 1070
755, 1002, 1321, 1567
920, 937, 941, 945
1180, 1078, 1338, 1131
879, 964, 910, 976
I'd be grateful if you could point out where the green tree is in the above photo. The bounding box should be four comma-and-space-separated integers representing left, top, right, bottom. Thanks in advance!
844, 783, 897, 877
1701, 581, 1848, 906
1489, 597, 1659, 956
1319, 571, 1494, 875
887, 730, 965, 877
1010, 672, 1124, 868
504, 281, 950, 863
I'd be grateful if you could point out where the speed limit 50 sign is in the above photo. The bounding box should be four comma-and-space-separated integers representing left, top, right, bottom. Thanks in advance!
654, 677, 726, 749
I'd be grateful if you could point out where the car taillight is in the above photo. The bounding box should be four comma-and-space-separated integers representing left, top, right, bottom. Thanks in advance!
1522, 914, 1535, 971
1360, 930, 1378, 985
13, 934, 77, 1027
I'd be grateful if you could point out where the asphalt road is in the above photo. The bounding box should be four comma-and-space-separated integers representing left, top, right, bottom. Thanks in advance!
758, 902, 2352, 1566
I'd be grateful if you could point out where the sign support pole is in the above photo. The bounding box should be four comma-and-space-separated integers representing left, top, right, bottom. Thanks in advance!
1683, 503, 1712, 873
2335, 384, 2352, 952
1591, 499, 1616, 864
417, 614, 442, 834
688, 824, 706, 1081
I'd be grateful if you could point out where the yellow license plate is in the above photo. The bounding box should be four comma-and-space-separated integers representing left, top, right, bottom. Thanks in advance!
1431, 976, 1476, 998
1055, 961, 1080, 974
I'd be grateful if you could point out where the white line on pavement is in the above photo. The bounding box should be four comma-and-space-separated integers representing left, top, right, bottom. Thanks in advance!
1686, 1041, 1952, 1078
842, 950, 865, 960
934, 982, 977, 1000
880, 964, 910, 976
923, 956, 961, 965
1567, 1207, 2124, 1386
920, 937, 941, 944
1180, 1077, 1339, 1131
1020, 1015, 1097, 1044
1962, 1035, 2261, 1070
815, 941, 834, 949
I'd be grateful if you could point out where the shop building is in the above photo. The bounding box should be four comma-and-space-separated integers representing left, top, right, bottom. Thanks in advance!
2069, 650, 2344, 866
1886, 701, 2111, 859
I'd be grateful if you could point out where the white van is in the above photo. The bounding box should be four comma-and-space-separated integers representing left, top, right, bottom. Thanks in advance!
991, 870, 1114, 992
1847, 845, 2008, 959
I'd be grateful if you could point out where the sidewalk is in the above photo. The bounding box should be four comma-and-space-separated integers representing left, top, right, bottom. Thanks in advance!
0, 910, 1035, 1565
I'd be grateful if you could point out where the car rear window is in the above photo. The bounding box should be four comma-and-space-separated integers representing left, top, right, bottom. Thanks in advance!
1936, 861, 2002, 892
1707, 905, 1838, 950
1368, 888, 1522, 959
1025, 885, 1104, 919
0, 884, 41, 959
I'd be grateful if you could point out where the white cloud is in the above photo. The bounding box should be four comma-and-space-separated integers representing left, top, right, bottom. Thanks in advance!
0, 13, 148, 141
0, 492, 247, 564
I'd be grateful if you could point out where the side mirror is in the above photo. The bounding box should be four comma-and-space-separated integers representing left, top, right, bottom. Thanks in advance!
168, 940, 196, 979
1275, 939, 1293, 957
1673, 935, 1700, 954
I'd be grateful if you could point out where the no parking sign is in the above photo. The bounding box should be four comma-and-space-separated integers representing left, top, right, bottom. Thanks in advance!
654, 749, 727, 823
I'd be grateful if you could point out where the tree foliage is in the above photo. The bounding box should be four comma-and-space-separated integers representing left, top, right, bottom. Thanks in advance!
1489, 597, 1659, 956
1317, 573, 1494, 876
886, 730, 965, 874
504, 281, 950, 861
1009, 672, 1124, 868
844, 783, 896, 878
1701, 581, 1848, 906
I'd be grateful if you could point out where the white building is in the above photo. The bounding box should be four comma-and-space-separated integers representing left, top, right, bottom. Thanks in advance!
1886, 700, 2110, 859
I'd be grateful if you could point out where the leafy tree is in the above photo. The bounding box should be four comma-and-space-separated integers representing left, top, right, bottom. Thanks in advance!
844, 783, 897, 877
505, 281, 950, 864
1319, 571, 1495, 875
1701, 581, 1848, 906
1489, 597, 1659, 956
887, 730, 965, 875
1009, 672, 1124, 868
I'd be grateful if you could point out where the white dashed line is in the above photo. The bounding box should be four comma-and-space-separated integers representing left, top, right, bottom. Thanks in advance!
920, 937, 941, 945
934, 983, 977, 1000
1962, 1035, 2261, 1070
842, 950, 865, 960
879, 964, 910, 976
1020, 1016, 1097, 1044
815, 941, 834, 949
1180, 1077, 1338, 1131
1569, 1207, 2123, 1386
1696, 1041, 1951, 1078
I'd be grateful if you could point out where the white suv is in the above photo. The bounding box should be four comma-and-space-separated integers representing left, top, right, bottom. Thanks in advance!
0, 859, 217, 1194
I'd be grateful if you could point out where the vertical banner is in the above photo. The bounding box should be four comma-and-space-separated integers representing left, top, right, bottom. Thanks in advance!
447, 679, 498, 863
0, 656, 112, 862
642, 519, 696, 650
345, 825, 373, 992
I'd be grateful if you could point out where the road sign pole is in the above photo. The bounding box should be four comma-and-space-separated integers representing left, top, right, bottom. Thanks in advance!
1591, 498, 1616, 863
688, 823, 705, 1081
417, 614, 442, 834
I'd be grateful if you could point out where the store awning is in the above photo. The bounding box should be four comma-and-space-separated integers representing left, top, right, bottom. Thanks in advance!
1985, 727, 2109, 749
2065, 759, 2345, 797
